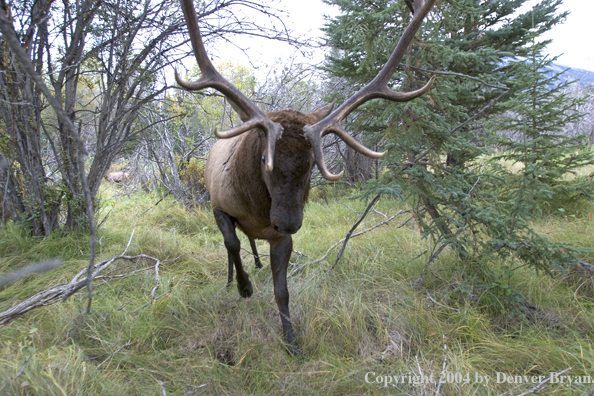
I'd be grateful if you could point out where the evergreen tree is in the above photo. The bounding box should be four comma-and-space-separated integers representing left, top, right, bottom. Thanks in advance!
323, 0, 590, 310
491, 32, 594, 218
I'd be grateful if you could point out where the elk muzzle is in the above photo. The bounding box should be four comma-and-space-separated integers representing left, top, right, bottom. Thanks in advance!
270, 205, 303, 235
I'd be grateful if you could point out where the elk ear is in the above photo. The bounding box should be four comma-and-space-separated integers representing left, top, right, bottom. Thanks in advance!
308, 101, 335, 123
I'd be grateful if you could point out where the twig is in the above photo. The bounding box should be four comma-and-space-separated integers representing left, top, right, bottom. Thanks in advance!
184, 384, 207, 396
16, 357, 31, 378
0, 254, 161, 326
97, 341, 133, 369
435, 335, 448, 395
515, 368, 573, 396
464, 176, 480, 201
288, 209, 407, 277
122, 220, 137, 256
159, 381, 167, 396
496, 383, 530, 396
407, 66, 509, 91
0, 259, 63, 288
337, 197, 364, 214
427, 294, 460, 312
372, 208, 389, 221
130, 291, 170, 314
414, 243, 448, 287
415, 355, 424, 380
150, 259, 162, 300
332, 194, 381, 269
431, 271, 457, 288
403, 90, 509, 168
410, 249, 429, 262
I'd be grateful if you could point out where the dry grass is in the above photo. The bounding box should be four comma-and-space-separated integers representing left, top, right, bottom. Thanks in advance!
0, 185, 593, 395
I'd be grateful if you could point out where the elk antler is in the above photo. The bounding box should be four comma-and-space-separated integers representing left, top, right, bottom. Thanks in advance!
174, 0, 282, 172
304, 0, 436, 180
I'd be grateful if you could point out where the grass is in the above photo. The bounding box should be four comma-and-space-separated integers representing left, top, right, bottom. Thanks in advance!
0, 184, 593, 395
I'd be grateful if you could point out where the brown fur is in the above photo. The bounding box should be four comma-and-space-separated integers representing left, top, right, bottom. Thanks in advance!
205, 108, 329, 239
204, 105, 333, 354
104, 171, 129, 183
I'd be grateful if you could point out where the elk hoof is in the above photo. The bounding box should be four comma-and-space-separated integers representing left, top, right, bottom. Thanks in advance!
286, 340, 302, 357
238, 281, 253, 298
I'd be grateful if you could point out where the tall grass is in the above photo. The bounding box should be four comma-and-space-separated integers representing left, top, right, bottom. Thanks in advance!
1, 186, 593, 395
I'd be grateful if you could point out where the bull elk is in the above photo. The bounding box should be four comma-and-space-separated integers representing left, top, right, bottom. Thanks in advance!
176, 0, 436, 354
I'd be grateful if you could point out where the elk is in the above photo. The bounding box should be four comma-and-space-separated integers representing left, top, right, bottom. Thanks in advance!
104, 171, 129, 183
176, 0, 436, 354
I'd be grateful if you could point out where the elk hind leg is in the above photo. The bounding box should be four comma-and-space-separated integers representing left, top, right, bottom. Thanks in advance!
249, 237, 263, 269
213, 209, 253, 297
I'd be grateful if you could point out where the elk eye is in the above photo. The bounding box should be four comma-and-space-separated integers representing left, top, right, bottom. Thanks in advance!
261, 156, 265, 164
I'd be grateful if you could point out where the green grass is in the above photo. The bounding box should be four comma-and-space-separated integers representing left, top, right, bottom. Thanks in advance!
1, 185, 593, 395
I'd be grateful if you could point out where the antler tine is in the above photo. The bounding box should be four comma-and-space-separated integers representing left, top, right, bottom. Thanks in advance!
305, 0, 436, 180
175, 0, 282, 172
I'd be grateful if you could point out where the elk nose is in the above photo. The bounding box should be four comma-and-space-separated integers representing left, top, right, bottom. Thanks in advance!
272, 221, 302, 235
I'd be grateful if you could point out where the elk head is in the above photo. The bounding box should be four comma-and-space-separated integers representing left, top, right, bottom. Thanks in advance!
263, 107, 333, 234
175, 0, 436, 183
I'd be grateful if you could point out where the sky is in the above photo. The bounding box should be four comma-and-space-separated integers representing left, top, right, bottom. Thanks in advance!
523, 0, 594, 71
209, 0, 337, 75
207, 0, 594, 75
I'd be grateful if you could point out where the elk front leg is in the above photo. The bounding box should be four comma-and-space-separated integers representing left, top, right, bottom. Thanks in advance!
269, 235, 298, 354
226, 252, 234, 286
249, 237, 263, 269
213, 209, 253, 297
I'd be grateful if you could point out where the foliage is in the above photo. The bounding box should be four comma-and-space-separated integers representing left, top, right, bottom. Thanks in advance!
489, 34, 594, 217
322, 0, 592, 309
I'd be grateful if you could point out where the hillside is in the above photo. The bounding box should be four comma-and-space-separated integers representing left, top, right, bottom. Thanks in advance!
550, 63, 594, 86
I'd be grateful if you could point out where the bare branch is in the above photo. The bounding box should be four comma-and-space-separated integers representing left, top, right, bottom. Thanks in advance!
403, 90, 509, 168
0, 254, 161, 326
288, 209, 409, 277
407, 66, 509, 91
331, 194, 381, 269
184, 384, 207, 396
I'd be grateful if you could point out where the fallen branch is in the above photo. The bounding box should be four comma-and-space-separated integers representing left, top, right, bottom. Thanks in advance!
0, 254, 161, 326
